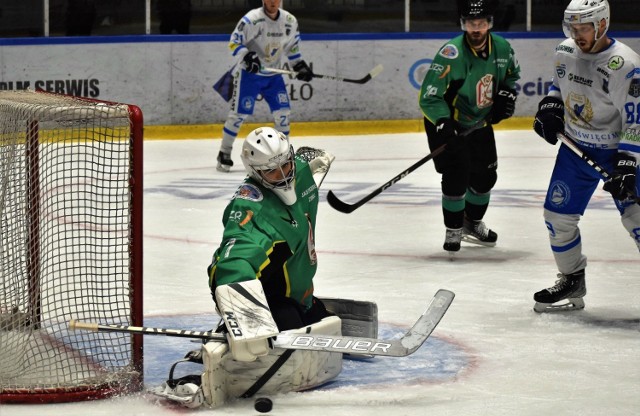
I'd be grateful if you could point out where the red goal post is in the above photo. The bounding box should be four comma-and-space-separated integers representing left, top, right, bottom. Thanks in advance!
0, 90, 143, 403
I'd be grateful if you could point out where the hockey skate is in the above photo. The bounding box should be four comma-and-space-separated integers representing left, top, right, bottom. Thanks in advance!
533, 270, 586, 313
443, 228, 462, 254
216, 151, 233, 172
148, 350, 206, 408
462, 218, 497, 247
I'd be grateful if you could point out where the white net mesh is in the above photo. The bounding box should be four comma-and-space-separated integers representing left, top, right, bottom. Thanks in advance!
0, 90, 142, 403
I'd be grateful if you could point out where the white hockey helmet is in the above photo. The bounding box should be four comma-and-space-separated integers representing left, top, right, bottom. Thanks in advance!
563, 0, 610, 41
241, 127, 297, 205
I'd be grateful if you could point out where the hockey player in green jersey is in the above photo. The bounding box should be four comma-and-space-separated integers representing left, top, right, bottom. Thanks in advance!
419, 0, 520, 254
208, 127, 334, 332
150, 128, 380, 408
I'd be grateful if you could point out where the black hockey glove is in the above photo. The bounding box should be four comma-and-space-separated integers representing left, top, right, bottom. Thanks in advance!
533, 96, 564, 145
491, 86, 517, 124
435, 118, 462, 152
603, 153, 637, 201
242, 51, 261, 74
293, 60, 313, 82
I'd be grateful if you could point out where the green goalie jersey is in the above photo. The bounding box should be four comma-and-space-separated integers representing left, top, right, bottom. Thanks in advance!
207, 157, 320, 310
419, 33, 520, 129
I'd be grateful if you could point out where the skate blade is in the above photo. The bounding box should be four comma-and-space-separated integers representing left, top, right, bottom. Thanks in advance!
148, 384, 204, 408
216, 163, 231, 173
533, 297, 585, 313
461, 235, 496, 247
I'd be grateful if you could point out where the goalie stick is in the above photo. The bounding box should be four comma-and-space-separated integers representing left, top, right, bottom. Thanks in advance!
327, 119, 489, 213
69, 289, 454, 358
264, 64, 384, 85
556, 132, 640, 204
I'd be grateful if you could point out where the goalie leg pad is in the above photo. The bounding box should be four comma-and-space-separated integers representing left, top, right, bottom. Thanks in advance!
320, 297, 378, 338
200, 316, 342, 407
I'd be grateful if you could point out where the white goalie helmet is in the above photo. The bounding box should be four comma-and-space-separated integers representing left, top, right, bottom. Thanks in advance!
241, 127, 297, 205
563, 0, 610, 41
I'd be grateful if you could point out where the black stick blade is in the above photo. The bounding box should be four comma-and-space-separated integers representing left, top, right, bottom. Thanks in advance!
326, 190, 361, 213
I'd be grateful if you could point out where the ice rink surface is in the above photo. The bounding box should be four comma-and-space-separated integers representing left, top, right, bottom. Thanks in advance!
4, 129, 639, 415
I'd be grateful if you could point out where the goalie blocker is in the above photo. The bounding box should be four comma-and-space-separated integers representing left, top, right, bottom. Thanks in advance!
150, 279, 379, 408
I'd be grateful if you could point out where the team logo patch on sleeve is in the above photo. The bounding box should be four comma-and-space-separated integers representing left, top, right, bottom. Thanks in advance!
438, 44, 459, 59
629, 79, 640, 98
234, 184, 263, 201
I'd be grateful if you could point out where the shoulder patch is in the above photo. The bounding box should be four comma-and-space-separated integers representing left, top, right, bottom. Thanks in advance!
608, 56, 625, 71
438, 44, 459, 59
234, 183, 263, 202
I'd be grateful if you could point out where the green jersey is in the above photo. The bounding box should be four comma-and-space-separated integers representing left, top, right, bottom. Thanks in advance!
419, 33, 520, 129
208, 157, 319, 310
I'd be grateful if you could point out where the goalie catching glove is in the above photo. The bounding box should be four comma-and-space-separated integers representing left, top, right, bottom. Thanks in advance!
603, 153, 637, 201
215, 279, 279, 362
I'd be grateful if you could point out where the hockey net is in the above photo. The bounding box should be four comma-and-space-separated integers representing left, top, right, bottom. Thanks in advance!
0, 90, 143, 403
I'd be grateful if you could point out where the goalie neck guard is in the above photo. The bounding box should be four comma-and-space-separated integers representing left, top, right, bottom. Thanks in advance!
563, 0, 610, 43
241, 127, 297, 205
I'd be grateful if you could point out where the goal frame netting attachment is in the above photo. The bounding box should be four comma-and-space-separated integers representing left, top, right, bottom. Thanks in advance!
0, 90, 144, 404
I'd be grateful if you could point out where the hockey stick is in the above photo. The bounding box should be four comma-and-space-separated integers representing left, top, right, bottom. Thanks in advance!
263, 64, 383, 84
556, 132, 640, 204
327, 119, 488, 213
69, 289, 454, 358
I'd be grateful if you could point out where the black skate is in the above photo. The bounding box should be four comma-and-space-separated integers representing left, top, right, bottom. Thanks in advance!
533, 269, 586, 313
443, 228, 462, 254
216, 151, 233, 172
462, 218, 497, 247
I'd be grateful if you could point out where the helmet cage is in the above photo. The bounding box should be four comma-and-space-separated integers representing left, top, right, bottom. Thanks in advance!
252, 147, 296, 191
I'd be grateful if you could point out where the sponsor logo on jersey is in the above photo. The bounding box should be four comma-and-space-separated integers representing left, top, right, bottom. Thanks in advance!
277, 91, 289, 104
549, 180, 571, 208
301, 183, 317, 198
228, 209, 254, 225
267, 32, 283, 37
568, 73, 593, 87
239, 210, 254, 226
438, 65, 451, 79
476, 74, 494, 109
422, 85, 438, 98
438, 44, 459, 59
556, 44, 574, 54
242, 97, 254, 110
234, 183, 263, 202
629, 79, 640, 98
556, 63, 567, 78
565, 93, 594, 127
237, 22, 245, 31
429, 63, 446, 74
622, 128, 640, 142
596, 66, 610, 78
608, 56, 624, 70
